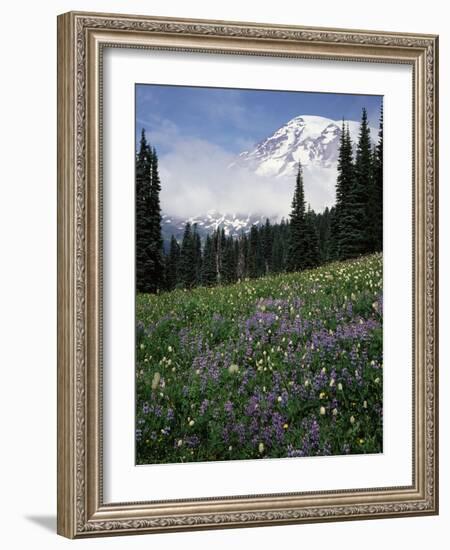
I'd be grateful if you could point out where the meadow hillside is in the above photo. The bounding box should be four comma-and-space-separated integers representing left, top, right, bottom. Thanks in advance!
136, 254, 383, 464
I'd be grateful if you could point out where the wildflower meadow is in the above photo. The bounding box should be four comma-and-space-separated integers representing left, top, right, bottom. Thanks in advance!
136, 253, 383, 464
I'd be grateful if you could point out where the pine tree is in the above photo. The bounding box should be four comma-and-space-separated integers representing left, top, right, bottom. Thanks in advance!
352, 108, 373, 256
201, 234, 217, 286
248, 225, 259, 278
211, 228, 223, 284
334, 120, 346, 259
233, 239, 240, 279
179, 223, 197, 288
193, 224, 203, 285
334, 122, 358, 260
280, 219, 289, 271
338, 120, 368, 260
147, 147, 164, 292
316, 207, 332, 263
335, 120, 347, 215
287, 162, 307, 271
271, 227, 284, 274
136, 129, 152, 293
328, 207, 338, 261
304, 206, 320, 268
236, 233, 247, 280
166, 235, 180, 290
222, 236, 237, 283
262, 218, 273, 275
371, 106, 383, 252
135, 132, 165, 293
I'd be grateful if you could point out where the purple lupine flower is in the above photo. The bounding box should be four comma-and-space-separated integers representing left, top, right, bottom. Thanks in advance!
199, 399, 209, 415
234, 422, 246, 444
185, 435, 200, 448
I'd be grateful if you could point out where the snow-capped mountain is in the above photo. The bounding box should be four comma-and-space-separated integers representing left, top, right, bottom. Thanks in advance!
161, 114, 378, 242
235, 115, 374, 179
162, 211, 278, 243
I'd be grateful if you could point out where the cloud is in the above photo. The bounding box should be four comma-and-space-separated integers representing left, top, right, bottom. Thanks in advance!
157, 124, 337, 219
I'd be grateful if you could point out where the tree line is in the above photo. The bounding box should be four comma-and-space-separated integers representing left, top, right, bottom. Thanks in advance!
136, 106, 383, 293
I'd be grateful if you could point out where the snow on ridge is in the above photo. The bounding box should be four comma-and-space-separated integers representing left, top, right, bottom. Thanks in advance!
236, 114, 378, 180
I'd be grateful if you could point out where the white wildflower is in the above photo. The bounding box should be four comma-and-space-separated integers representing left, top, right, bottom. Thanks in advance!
151, 372, 161, 390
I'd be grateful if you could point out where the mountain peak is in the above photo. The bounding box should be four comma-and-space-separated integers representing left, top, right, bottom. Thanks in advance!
235, 115, 372, 179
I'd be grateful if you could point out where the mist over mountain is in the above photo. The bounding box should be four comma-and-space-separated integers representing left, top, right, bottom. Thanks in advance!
159, 114, 377, 241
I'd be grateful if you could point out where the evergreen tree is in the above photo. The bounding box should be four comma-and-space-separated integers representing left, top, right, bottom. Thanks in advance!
352, 108, 373, 256
212, 228, 223, 284
248, 225, 260, 278
304, 206, 320, 268
335, 120, 348, 214
193, 224, 203, 285
334, 122, 358, 260
262, 218, 273, 275
328, 206, 339, 261
233, 239, 240, 279
147, 147, 164, 292
222, 236, 237, 283
371, 106, 383, 252
179, 223, 197, 288
135, 132, 164, 293
271, 227, 284, 274
287, 162, 307, 271
315, 207, 332, 263
136, 129, 152, 293
166, 236, 180, 290
201, 234, 217, 286
280, 219, 289, 271
236, 233, 247, 280
338, 120, 368, 260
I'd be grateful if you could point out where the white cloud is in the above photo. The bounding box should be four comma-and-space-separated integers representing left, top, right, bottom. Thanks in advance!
158, 130, 337, 220
137, 88, 381, 221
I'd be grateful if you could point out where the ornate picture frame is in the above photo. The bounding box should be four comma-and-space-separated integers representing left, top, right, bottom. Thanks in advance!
57, 11, 438, 538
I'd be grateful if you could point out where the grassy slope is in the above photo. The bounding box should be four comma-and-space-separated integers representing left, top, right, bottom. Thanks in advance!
136, 254, 383, 464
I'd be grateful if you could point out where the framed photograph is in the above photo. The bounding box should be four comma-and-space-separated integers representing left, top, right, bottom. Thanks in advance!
57, 11, 439, 538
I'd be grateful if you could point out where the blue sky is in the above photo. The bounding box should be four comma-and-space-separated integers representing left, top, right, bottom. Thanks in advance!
136, 84, 382, 155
